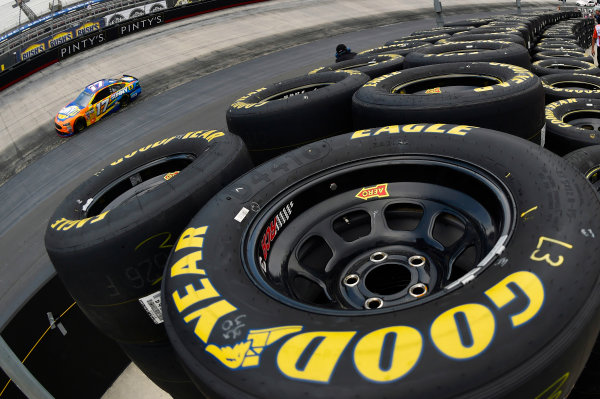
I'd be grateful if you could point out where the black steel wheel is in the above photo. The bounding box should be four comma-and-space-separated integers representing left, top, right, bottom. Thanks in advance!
163, 124, 600, 399
545, 98, 600, 155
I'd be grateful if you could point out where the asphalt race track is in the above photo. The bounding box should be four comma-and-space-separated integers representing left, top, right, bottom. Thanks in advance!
0, 5, 543, 332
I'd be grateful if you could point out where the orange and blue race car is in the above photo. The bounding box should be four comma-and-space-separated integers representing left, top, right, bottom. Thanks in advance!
54, 75, 141, 137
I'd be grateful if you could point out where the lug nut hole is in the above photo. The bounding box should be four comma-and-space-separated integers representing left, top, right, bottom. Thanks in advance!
408, 255, 426, 268
364, 297, 383, 309
370, 252, 388, 263
409, 283, 428, 298
343, 274, 360, 287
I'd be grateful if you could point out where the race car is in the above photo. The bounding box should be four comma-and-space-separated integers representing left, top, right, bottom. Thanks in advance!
55, 75, 141, 137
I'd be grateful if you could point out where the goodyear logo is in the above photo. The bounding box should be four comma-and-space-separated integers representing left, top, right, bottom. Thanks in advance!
21, 43, 45, 60
164, 171, 180, 181
168, 224, 573, 385
356, 184, 389, 200
207, 326, 303, 369
48, 32, 73, 48
425, 87, 441, 94
231, 87, 267, 110
76, 22, 100, 37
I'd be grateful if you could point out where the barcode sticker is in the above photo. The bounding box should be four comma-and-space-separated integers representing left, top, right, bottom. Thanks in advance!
139, 291, 163, 324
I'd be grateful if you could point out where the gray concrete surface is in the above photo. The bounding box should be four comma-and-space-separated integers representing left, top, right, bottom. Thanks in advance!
0, 0, 566, 398
0, 0, 558, 186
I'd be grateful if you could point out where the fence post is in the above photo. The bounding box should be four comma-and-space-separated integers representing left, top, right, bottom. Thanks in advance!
434, 0, 443, 26
0, 337, 54, 399
516, 0, 521, 14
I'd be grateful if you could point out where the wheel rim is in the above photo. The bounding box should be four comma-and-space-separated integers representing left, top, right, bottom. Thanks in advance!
243, 156, 515, 315
392, 74, 501, 95
563, 110, 600, 131
85, 154, 195, 217
75, 119, 85, 132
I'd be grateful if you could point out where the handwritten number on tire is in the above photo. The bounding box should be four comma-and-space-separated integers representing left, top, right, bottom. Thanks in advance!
530, 236, 573, 267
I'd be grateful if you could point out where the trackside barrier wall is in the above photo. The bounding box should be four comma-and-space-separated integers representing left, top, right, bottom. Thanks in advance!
0, 0, 269, 91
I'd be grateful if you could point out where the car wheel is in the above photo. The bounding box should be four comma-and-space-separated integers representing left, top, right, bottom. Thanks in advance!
163, 125, 600, 399
45, 131, 252, 344
309, 54, 404, 79
357, 41, 432, 57
541, 73, 600, 103
74, 118, 86, 134
120, 94, 130, 108
403, 41, 532, 70
532, 59, 600, 76
533, 50, 593, 63
226, 70, 369, 164
352, 62, 545, 143
545, 98, 600, 155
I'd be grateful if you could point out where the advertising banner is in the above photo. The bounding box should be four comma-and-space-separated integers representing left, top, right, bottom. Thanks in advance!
117, 13, 165, 36
58, 30, 107, 59
0, 52, 16, 72
16, 18, 105, 61
47, 31, 75, 49
104, 1, 166, 26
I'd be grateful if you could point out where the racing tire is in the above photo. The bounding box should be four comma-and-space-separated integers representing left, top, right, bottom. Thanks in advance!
541, 73, 600, 103
357, 41, 432, 57
410, 26, 474, 36
533, 50, 593, 63
74, 118, 86, 134
403, 41, 532, 70
532, 59, 600, 77
352, 62, 544, 143
437, 33, 527, 48
226, 70, 370, 164
162, 124, 600, 399
120, 94, 131, 109
532, 43, 585, 54
442, 18, 493, 27
308, 54, 404, 79
44, 131, 252, 343
384, 33, 451, 46
545, 98, 600, 155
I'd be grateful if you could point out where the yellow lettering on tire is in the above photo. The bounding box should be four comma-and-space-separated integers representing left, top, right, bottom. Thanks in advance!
350, 129, 373, 139
170, 251, 205, 277
277, 331, 356, 383
402, 124, 426, 133
175, 226, 208, 251
183, 299, 237, 344
424, 124, 448, 133
373, 125, 400, 135
485, 271, 544, 327
354, 326, 422, 382
173, 278, 220, 312
431, 303, 495, 360
530, 236, 573, 267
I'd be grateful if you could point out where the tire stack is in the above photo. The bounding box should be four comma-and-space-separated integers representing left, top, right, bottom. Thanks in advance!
45, 133, 253, 398
44, 8, 600, 399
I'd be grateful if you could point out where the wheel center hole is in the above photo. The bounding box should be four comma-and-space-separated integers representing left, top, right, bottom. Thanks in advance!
364, 263, 411, 296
